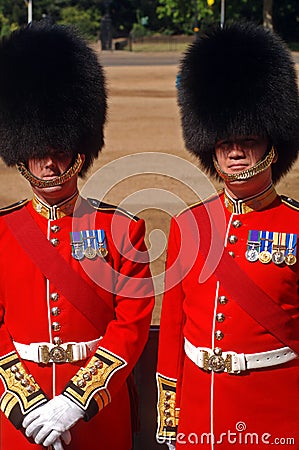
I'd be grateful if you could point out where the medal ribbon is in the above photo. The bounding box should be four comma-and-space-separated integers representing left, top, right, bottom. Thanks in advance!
95, 229, 107, 252
82, 230, 96, 252
286, 233, 297, 256
70, 231, 83, 258
247, 230, 260, 250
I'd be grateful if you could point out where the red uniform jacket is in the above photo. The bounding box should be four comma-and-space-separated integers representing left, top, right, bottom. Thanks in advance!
157, 186, 299, 449
0, 194, 154, 450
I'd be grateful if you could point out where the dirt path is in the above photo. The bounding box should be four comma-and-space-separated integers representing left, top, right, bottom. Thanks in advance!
1, 52, 298, 323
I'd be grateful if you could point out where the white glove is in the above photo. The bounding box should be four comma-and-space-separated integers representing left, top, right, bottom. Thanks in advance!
167, 443, 176, 450
22, 395, 84, 447
52, 433, 71, 450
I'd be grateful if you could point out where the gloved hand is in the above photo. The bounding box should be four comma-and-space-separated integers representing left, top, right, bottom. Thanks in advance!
167, 443, 176, 450
52, 432, 72, 450
22, 395, 84, 447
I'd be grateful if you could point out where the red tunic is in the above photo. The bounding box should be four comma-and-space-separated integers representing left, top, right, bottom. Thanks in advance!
0, 194, 154, 450
157, 186, 299, 449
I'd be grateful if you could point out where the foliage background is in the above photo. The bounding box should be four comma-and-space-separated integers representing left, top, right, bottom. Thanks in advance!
0, 0, 297, 42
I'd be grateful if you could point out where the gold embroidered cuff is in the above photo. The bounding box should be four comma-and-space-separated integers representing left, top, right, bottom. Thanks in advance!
0, 351, 47, 428
63, 347, 126, 420
156, 373, 178, 441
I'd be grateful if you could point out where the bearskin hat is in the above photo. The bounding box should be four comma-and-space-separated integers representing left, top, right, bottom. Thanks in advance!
0, 21, 107, 176
178, 22, 299, 183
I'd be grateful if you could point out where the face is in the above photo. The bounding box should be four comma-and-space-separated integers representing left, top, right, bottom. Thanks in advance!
27, 150, 84, 205
215, 136, 274, 197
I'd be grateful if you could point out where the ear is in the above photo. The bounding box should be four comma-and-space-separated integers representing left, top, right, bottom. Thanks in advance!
272, 148, 278, 164
79, 154, 86, 170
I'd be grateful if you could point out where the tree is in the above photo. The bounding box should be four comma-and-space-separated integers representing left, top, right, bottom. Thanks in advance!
156, 0, 213, 34
58, 5, 101, 40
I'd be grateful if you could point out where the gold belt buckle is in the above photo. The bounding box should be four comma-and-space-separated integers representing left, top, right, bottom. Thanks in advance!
203, 348, 232, 373
39, 344, 74, 364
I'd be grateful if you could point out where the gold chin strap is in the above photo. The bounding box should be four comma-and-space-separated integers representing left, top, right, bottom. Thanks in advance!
17, 154, 83, 188
213, 147, 276, 182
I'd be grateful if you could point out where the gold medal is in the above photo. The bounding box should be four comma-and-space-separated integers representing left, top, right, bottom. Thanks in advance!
259, 250, 272, 264
285, 253, 297, 266
97, 246, 108, 258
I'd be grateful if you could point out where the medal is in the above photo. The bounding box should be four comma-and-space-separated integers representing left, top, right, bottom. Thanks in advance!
245, 247, 259, 262
84, 246, 97, 259
285, 233, 297, 266
82, 230, 97, 260
272, 250, 285, 265
271, 232, 286, 265
245, 230, 260, 262
259, 231, 272, 264
70, 232, 84, 260
285, 253, 297, 266
259, 250, 272, 264
95, 229, 108, 258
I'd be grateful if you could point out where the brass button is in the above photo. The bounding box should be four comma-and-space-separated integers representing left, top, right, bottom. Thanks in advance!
51, 307, 60, 316
228, 251, 235, 258
94, 360, 103, 369
50, 293, 59, 302
218, 295, 228, 305
228, 235, 238, 244
26, 385, 36, 393
165, 391, 172, 400
50, 238, 59, 247
77, 379, 86, 388
216, 313, 225, 323
165, 418, 173, 427
15, 372, 24, 380
232, 220, 242, 228
51, 225, 60, 233
53, 337, 62, 345
215, 330, 224, 340
52, 322, 61, 332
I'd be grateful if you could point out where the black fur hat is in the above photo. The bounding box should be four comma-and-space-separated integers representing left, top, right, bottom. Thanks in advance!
178, 22, 299, 183
0, 21, 107, 176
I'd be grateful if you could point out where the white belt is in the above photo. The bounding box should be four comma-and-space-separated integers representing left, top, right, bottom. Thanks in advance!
184, 338, 297, 374
14, 338, 101, 364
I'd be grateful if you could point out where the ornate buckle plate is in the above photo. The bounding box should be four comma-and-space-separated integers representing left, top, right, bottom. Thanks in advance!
208, 354, 226, 372
39, 344, 74, 364
203, 348, 232, 373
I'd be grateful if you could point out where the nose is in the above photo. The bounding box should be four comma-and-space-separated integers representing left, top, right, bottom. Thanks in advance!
227, 143, 245, 158
41, 156, 56, 169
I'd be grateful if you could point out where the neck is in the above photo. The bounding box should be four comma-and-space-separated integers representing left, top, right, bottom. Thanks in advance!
32, 188, 79, 206
224, 172, 273, 200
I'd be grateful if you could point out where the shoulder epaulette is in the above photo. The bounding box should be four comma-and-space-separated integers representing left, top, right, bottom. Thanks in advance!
176, 190, 223, 217
87, 198, 139, 222
0, 199, 28, 215
281, 195, 299, 211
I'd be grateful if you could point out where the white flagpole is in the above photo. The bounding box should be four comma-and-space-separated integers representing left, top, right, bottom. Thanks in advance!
220, 0, 225, 28
28, 0, 33, 23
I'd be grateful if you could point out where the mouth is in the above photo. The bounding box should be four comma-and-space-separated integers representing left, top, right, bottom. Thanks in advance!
227, 164, 249, 172
41, 173, 61, 180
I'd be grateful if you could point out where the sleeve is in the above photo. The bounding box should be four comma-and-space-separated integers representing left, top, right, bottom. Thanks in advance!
61, 218, 155, 420
156, 217, 186, 444
0, 308, 48, 429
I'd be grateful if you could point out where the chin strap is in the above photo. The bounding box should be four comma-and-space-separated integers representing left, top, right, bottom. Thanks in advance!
213, 146, 276, 182
17, 154, 83, 188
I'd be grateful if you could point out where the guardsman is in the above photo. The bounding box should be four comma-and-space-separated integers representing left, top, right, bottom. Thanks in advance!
157, 22, 299, 449
0, 22, 154, 450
